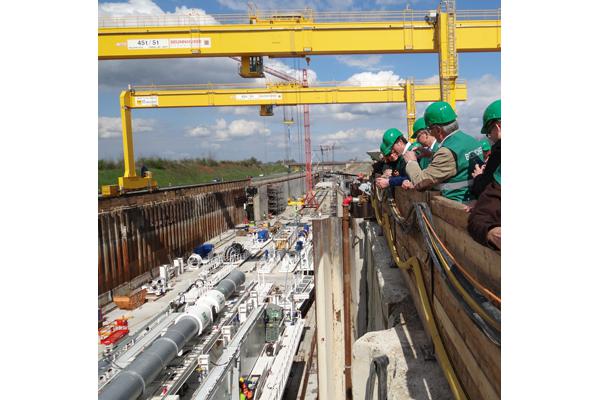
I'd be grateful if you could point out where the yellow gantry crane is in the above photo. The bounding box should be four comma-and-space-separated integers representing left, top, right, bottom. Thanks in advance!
98, 2, 501, 195
101, 81, 467, 195
98, 4, 500, 106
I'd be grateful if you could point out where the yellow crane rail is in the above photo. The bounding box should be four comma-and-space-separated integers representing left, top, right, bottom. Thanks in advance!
103, 81, 467, 196
98, 12, 500, 60
124, 82, 467, 108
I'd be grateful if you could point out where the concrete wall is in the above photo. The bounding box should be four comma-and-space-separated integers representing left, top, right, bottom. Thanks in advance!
252, 174, 306, 220
312, 216, 347, 400
253, 185, 269, 221
350, 221, 452, 400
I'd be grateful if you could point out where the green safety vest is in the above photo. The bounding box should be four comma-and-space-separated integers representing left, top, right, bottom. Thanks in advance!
493, 164, 501, 185
436, 131, 484, 202
419, 141, 440, 169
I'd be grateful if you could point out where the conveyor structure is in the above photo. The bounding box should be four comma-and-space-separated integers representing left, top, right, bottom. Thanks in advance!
98, 270, 246, 400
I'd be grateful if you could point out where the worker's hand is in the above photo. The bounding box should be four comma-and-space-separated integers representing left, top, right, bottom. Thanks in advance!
403, 151, 417, 162
418, 148, 433, 158
487, 227, 501, 249
472, 163, 485, 178
376, 177, 390, 189
401, 180, 414, 190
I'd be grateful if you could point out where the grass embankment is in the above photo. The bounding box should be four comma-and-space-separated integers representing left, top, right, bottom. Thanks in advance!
98, 157, 289, 190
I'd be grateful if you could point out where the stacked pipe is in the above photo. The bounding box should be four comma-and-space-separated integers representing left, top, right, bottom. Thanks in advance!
98, 270, 246, 400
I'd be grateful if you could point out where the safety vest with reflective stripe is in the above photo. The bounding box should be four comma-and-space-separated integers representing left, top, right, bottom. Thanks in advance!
419, 141, 440, 169
436, 131, 484, 203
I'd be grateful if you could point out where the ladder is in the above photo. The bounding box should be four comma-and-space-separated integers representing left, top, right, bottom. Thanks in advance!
441, 0, 458, 103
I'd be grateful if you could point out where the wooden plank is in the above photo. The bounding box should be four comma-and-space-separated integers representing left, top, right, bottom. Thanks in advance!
430, 196, 470, 230
433, 265, 501, 388
432, 216, 500, 295
434, 297, 500, 400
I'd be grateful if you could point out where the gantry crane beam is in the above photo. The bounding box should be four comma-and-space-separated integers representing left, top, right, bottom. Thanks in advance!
98, 19, 500, 60
102, 81, 467, 195
124, 82, 467, 109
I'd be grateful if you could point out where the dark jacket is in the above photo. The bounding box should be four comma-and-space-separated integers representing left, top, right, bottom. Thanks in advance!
468, 181, 501, 249
471, 139, 500, 198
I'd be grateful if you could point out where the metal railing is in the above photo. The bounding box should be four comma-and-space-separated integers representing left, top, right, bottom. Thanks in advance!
99, 8, 500, 28
129, 79, 466, 92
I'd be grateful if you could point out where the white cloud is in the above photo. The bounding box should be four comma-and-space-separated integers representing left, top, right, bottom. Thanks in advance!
331, 112, 360, 121
343, 70, 404, 87
99, 0, 218, 25
98, 1, 252, 89
319, 127, 384, 146
335, 55, 383, 70
455, 74, 501, 137
322, 129, 357, 141
99, 57, 250, 89
98, 0, 163, 16
98, 116, 155, 138
186, 126, 211, 137
365, 128, 384, 140
186, 118, 271, 141
217, 0, 354, 12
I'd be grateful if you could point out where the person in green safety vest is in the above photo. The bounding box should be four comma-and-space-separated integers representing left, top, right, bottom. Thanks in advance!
467, 99, 501, 249
376, 128, 412, 189
471, 99, 501, 198
402, 101, 484, 203
411, 117, 440, 169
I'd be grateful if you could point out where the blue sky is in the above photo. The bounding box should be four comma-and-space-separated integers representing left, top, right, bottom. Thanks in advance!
98, 0, 501, 162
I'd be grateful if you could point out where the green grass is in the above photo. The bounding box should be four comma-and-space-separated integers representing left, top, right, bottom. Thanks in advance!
98, 158, 289, 191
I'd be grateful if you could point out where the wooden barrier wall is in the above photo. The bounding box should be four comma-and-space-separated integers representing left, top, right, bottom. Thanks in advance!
376, 188, 501, 400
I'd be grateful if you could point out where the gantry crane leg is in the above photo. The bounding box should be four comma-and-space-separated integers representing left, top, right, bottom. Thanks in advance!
437, 2, 458, 108
405, 79, 416, 141
102, 91, 157, 196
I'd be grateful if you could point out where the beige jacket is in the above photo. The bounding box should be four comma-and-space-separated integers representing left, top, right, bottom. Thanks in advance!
405, 147, 457, 191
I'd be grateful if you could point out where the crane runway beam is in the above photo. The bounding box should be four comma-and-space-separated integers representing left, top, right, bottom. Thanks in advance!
99, 19, 500, 60
123, 83, 468, 108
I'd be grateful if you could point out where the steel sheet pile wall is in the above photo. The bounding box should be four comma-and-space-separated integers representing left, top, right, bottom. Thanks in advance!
98, 181, 247, 294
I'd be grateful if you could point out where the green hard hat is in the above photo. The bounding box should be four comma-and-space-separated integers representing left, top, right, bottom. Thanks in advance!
411, 118, 427, 139
424, 101, 457, 126
381, 128, 404, 155
379, 142, 391, 157
480, 139, 491, 152
481, 99, 501, 134
408, 141, 422, 151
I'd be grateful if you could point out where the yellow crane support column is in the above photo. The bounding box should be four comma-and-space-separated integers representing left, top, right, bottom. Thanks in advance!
103, 82, 468, 195
405, 79, 416, 141
102, 91, 157, 196
436, 1, 458, 108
